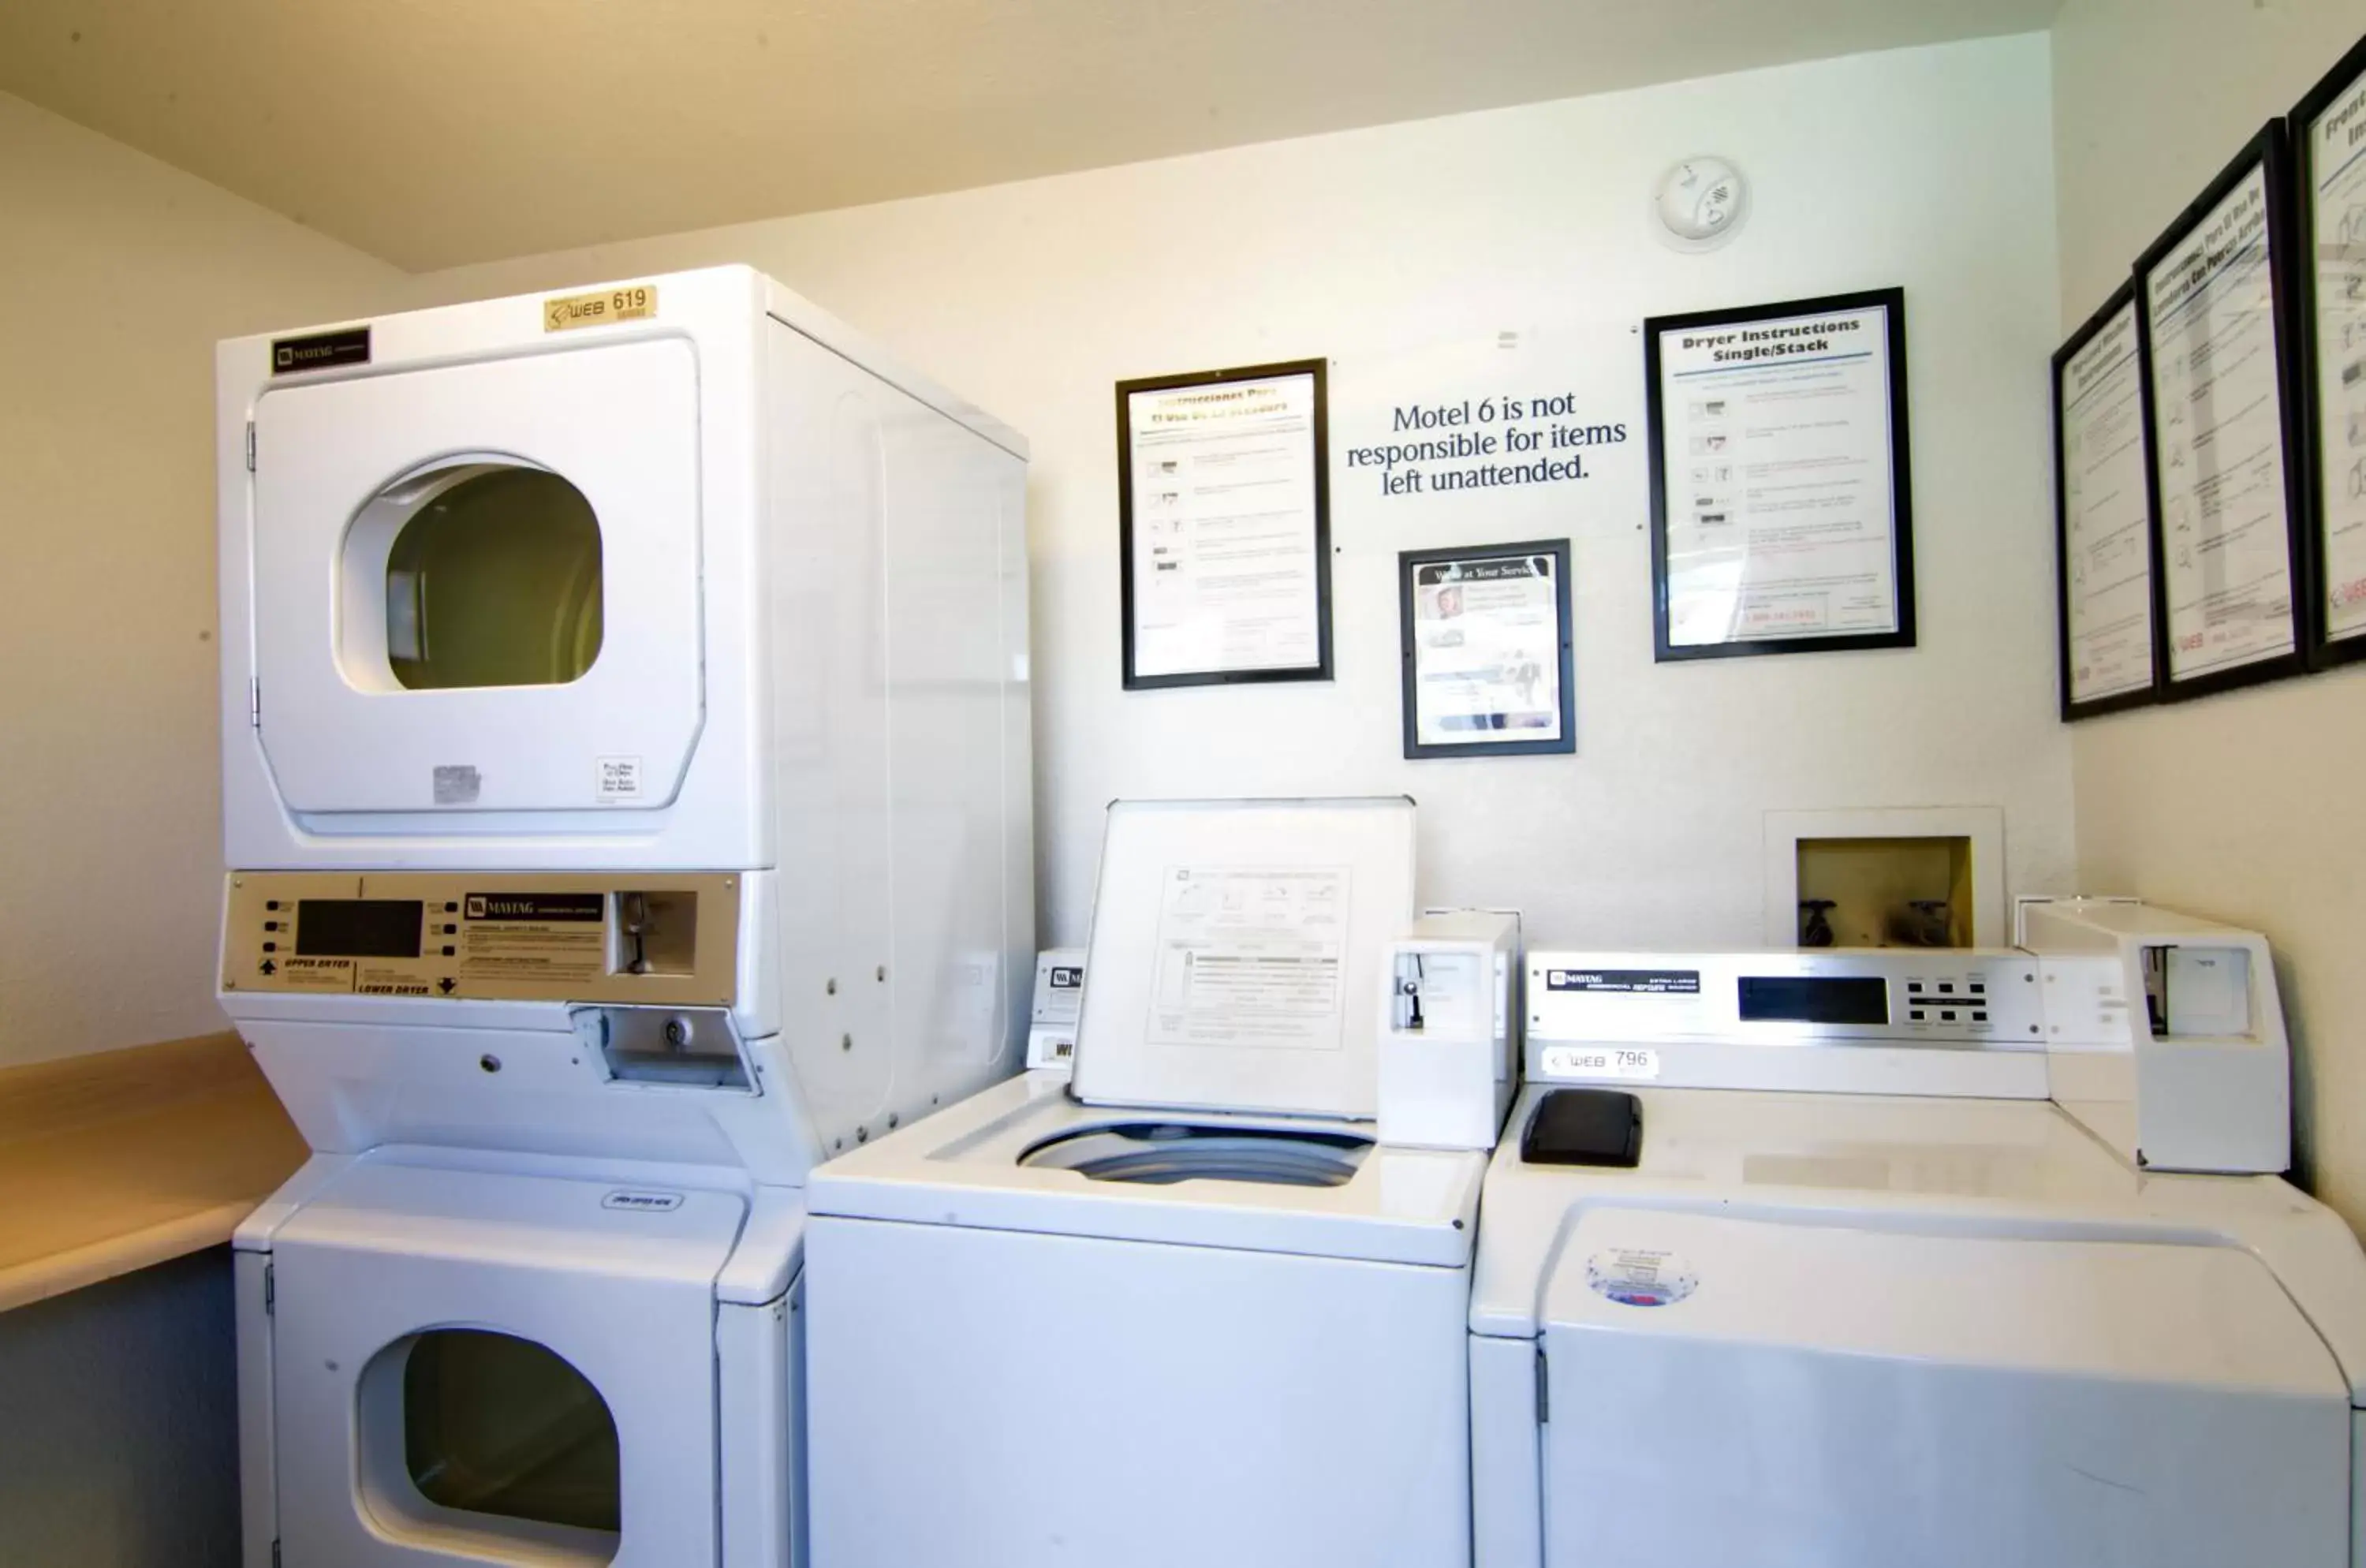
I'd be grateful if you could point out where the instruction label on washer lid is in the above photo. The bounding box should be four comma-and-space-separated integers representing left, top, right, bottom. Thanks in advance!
1540, 1044, 1660, 1081
461, 892, 606, 984
544, 284, 659, 333
1586, 1248, 1696, 1308
1148, 866, 1351, 1051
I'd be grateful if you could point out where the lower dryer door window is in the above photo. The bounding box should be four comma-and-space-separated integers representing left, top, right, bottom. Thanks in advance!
267, 1160, 746, 1566
394, 1327, 621, 1536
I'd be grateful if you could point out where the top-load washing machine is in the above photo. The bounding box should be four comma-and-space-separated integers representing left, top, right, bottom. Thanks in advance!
215, 266, 1034, 1566
805, 797, 1489, 1568
1469, 909, 2366, 1568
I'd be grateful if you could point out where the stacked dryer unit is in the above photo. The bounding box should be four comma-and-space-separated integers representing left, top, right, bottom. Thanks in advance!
215, 266, 1032, 1568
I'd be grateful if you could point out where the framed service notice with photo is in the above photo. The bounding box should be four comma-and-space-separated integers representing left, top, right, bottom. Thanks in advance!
1116, 359, 1333, 690
2293, 32, 2366, 667
1397, 539, 1574, 760
1644, 289, 1916, 661
2135, 121, 2310, 699
2053, 282, 2163, 719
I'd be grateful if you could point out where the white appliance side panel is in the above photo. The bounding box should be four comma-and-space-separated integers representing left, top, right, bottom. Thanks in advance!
876, 352, 1027, 1127
234, 1249, 278, 1568
1539, 1210, 2351, 1568
1470, 1331, 1544, 1568
766, 321, 1026, 1157
995, 436, 1037, 1085
718, 1286, 796, 1568
806, 1215, 1471, 1568
766, 324, 894, 1161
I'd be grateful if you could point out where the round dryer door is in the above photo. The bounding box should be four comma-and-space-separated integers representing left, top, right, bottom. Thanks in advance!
248, 338, 703, 816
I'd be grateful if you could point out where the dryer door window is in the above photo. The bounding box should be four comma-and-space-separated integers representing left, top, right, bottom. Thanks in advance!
380, 467, 605, 691
397, 1328, 621, 1536
248, 337, 703, 816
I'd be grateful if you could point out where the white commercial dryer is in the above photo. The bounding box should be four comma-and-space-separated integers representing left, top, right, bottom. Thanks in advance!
1470, 907, 2366, 1568
215, 266, 1033, 1567
805, 797, 1487, 1568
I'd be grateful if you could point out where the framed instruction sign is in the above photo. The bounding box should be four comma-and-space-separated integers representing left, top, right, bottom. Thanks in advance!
2293, 32, 2366, 667
1117, 359, 1333, 689
2136, 121, 2310, 699
1397, 539, 1575, 760
2053, 282, 2163, 719
1644, 288, 1916, 661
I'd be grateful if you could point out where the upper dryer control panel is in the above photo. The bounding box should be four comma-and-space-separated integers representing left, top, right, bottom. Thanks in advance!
222, 871, 740, 1006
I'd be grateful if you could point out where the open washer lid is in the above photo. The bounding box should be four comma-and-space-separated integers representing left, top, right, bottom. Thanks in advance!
1069, 797, 1416, 1120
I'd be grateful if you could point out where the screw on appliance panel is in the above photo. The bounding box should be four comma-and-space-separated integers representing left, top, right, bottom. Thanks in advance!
876, 965, 886, 983
826, 978, 837, 995
662, 1016, 693, 1049
480, 1055, 502, 1073
856, 1126, 869, 1143
888, 1113, 900, 1129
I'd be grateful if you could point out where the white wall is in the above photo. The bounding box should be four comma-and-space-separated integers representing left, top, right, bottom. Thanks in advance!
0, 89, 405, 1066
2053, 0, 2366, 1221
416, 33, 2073, 955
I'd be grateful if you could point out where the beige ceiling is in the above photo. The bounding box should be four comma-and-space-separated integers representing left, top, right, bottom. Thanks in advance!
0, 0, 2060, 272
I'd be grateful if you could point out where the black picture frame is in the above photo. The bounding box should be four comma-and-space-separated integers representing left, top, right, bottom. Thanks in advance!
1115, 358, 1333, 690
2133, 120, 2313, 702
1643, 287, 1916, 663
2289, 31, 2366, 670
1397, 539, 1576, 761
2051, 281, 2166, 722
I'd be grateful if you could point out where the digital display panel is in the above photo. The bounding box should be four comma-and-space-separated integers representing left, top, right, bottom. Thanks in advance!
297, 899, 424, 958
1737, 975, 1888, 1026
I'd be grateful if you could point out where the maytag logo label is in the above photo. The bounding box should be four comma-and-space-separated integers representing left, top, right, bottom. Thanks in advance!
465, 893, 605, 921
1050, 966, 1083, 989
270, 325, 371, 375
602, 1190, 685, 1213
1544, 969, 1701, 995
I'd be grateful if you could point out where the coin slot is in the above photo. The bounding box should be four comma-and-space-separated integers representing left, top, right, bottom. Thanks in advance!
610, 891, 699, 976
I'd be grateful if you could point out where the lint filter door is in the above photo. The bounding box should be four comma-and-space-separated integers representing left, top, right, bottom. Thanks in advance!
248, 338, 703, 816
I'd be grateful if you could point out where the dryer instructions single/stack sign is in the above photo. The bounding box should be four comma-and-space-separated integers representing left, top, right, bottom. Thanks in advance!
1149, 867, 1351, 1051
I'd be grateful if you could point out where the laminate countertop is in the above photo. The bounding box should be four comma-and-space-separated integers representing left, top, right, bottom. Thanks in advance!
0, 1032, 304, 1312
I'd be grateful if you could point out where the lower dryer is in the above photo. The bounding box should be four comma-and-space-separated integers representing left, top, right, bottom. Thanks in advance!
242, 1158, 798, 1567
